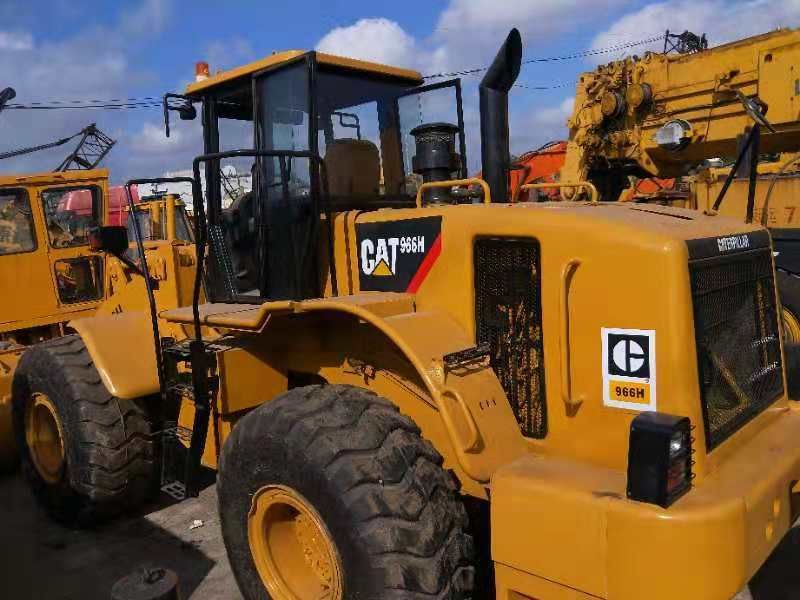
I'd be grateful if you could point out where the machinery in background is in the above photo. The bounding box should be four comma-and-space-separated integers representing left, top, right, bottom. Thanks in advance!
0, 169, 193, 470
519, 27, 800, 341
0, 123, 115, 172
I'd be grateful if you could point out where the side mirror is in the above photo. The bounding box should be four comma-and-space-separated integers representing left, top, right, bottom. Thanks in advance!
163, 93, 197, 138
89, 225, 129, 255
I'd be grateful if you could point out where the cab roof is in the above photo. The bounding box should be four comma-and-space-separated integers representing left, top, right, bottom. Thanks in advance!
185, 50, 424, 97
0, 168, 108, 187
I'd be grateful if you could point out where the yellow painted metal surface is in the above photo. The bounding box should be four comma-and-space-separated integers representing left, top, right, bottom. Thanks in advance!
185, 50, 422, 96
693, 162, 800, 227
69, 312, 158, 399
563, 28, 800, 192
24, 392, 66, 484
0, 169, 110, 336
492, 406, 800, 600
247, 485, 344, 600
70, 235, 202, 400
0, 168, 109, 187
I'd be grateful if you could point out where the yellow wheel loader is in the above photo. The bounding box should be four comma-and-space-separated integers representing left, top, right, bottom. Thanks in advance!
0, 170, 193, 477
16, 29, 800, 599
0, 169, 113, 471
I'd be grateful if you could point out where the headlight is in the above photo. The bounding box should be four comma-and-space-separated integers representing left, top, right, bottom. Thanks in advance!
654, 119, 692, 151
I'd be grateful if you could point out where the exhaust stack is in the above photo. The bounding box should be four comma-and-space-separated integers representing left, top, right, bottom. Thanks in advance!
479, 28, 522, 203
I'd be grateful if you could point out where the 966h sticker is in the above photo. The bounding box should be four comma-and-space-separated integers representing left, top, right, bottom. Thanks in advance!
602, 328, 656, 411
356, 216, 442, 292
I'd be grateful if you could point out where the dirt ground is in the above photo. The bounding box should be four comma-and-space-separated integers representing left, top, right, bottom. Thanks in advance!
0, 473, 242, 600
2, 471, 800, 600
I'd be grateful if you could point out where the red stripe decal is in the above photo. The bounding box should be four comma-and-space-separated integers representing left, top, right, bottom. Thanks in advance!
406, 233, 442, 293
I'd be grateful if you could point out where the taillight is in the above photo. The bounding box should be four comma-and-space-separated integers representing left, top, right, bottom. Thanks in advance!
627, 412, 693, 508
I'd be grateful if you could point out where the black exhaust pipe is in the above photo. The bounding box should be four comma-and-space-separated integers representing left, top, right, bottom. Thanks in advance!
480, 29, 522, 203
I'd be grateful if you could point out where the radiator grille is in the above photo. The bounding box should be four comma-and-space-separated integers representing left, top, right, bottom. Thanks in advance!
690, 248, 783, 451
474, 238, 546, 438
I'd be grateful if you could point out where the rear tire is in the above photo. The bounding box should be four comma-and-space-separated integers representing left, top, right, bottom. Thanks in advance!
218, 384, 475, 600
777, 271, 800, 344
11, 335, 157, 526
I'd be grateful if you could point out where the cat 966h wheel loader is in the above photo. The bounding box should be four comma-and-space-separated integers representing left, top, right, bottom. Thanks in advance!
18, 29, 800, 599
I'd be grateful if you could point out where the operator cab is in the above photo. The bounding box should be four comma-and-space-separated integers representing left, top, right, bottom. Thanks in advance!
177, 51, 467, 302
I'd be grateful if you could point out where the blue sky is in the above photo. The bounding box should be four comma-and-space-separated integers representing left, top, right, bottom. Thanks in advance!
1, 0, 798, 181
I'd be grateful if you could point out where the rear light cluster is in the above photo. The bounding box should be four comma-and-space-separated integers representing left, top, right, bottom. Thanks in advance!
627, 412, 693, 508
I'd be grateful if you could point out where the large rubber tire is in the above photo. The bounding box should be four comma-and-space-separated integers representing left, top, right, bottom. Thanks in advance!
218, 384, 475, 600
11, 335, 157, 526
777, 271, 800, 344
784, 343, 800, 400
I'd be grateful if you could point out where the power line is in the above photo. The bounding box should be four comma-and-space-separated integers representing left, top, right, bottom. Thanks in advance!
9, 96, 161, 106
3, 34, 667, 110
6, 102, 162, 110
422, 34, 665, 79
513, 82, 570, 91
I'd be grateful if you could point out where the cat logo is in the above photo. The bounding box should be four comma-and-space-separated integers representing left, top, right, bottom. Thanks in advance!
361, 236, 425, 277
601, 327, 656, 411
356, 217, 442, 292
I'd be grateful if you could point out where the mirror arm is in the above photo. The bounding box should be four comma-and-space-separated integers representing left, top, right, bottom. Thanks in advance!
163, 93, 196, 138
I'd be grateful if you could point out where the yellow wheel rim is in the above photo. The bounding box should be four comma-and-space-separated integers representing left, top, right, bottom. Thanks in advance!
24, 393, 65, 484
248, 485, 343, 600
783, 307, 800, 345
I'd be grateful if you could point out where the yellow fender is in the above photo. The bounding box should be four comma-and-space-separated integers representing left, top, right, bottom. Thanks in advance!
161, 296, 529, 489
294, 301, 528, 485
69, 312, 160, 400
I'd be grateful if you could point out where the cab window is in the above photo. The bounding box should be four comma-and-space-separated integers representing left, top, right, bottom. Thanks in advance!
54, 256, 103, 304
0, 188, 36, 255
41, 186, 101, 248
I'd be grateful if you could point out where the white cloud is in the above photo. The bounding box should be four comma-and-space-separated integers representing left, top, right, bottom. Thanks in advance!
132, 121, 187, 151
206, 38, 256, 73
123, 118, 202, 176
316, 18, 420, 68
432, 0, 631, 72
0, 1, 176, 181
121, 0, 172, 37
511, 96, 574, 156
593, 0, 800, 57
0, 31, 33, 51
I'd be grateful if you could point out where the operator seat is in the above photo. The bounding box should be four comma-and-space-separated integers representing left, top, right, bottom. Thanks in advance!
324, 139, 381, 197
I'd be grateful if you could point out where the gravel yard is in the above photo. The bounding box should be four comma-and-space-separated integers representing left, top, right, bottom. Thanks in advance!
2, 472, 800, 600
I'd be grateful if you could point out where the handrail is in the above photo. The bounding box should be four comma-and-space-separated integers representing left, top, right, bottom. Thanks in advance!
560, 259, 583, 408
415, 177, 491, 208
515, 180, 599, 204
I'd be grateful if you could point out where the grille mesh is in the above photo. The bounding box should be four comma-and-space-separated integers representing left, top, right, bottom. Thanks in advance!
690, 248, 783, 451
474, 238, 546, 438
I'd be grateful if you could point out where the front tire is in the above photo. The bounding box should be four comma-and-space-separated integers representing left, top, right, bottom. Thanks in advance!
11, 335, 157, 525
218, 384, 475, 600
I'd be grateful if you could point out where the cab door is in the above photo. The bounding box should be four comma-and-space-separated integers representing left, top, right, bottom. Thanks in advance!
37, 178, 107, 312
0, 185, 54, 329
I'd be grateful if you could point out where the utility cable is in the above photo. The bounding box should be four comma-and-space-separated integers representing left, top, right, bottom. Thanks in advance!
423, 34, 665, 79
3, 33, 668, 110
